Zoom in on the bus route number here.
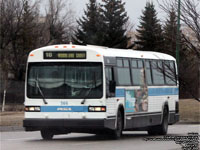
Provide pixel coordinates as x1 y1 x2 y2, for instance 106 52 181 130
45 52 53 58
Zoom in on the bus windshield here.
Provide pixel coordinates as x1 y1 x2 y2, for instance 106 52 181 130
27 62 103 99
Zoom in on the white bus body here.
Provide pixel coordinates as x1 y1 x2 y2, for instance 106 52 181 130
23 44 179 139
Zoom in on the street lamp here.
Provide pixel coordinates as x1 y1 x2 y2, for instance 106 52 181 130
176 0 181 67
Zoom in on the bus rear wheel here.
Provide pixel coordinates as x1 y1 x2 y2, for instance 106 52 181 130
157 107 169 135
148 107 169 135
41 129 54 140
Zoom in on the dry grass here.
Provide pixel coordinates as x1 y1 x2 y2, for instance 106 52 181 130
179 99 200 122
0 111 24 126
0 104 24 112
0 99 199 127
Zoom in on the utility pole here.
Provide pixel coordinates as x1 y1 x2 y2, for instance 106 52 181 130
199 60 200 101
176 0 181 67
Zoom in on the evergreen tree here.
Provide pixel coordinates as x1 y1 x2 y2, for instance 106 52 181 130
101 0 129 48
163 8 177 57
136 2 164 52
73 0 102 45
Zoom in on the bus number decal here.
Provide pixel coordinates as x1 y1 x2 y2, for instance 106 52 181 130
61 101 68 106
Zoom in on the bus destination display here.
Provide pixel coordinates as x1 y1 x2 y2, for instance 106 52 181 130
44 51 86 59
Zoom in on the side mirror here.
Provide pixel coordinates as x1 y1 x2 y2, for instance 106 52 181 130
109 80 116 93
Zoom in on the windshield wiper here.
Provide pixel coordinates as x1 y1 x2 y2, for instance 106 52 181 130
81 72 96 105
81 87 92 104
36 75 48 104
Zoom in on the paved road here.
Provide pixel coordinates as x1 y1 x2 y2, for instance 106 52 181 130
1 124 199 150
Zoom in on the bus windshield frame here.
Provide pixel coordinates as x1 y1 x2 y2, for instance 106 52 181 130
27 62 103 99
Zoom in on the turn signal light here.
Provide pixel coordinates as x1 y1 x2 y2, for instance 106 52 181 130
88 106 106 112
25 106 40 112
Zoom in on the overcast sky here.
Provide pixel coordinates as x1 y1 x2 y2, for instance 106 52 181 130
39 0 165 27
40 0 199 28
71 0 165 27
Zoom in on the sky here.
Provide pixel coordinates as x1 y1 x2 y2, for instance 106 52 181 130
39 0 199 28
40 0 166 27
71 0 165 27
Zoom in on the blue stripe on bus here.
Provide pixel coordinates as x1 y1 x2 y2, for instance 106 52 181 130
148 88 178 96
40 88 178 112
115 88 125 97
41 106 88 112
115 87 178 97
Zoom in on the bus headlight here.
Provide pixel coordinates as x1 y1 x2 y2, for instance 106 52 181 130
88 106 106 112
25 106 41 112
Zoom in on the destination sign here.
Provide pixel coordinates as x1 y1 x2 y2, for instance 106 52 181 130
44 51 86 59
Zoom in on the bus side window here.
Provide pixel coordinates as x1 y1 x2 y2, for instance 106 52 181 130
115 58 131 86
105 67 115 97
131 59 145 86
145 60 153 85
164 61 177 85
152 60 165 85
117 59 123 67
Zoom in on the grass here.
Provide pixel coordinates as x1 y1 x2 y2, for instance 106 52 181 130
0 111 24 126
0 104 24 112
0 99 199 127
179 99 200 123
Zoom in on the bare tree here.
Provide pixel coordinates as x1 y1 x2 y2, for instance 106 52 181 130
158 0 200 101
0 0 75 80
0 0 40 105
0 0 76 104
41 0 76 45
124 21 136 49
158 0 200 59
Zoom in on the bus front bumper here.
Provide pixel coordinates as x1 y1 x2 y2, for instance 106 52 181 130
23 118 115 131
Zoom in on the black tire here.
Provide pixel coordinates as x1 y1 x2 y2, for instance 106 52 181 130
41 129 54 140
112 111 123 139
157 107 169 135
147 127 158 135
148 107 169 135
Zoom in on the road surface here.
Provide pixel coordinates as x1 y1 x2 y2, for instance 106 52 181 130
1 124 199 150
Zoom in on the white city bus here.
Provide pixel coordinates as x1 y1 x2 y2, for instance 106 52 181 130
23 44 179 139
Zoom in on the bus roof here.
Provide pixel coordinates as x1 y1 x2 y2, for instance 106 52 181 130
34 44 176 61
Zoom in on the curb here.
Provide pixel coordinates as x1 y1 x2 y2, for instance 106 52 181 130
0 126 24 132
177 122 200 125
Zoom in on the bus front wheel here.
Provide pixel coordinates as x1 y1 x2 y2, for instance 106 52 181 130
112 110 123 139
41 129 54 140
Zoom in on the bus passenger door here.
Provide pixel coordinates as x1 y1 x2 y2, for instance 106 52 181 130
105 67 117 117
